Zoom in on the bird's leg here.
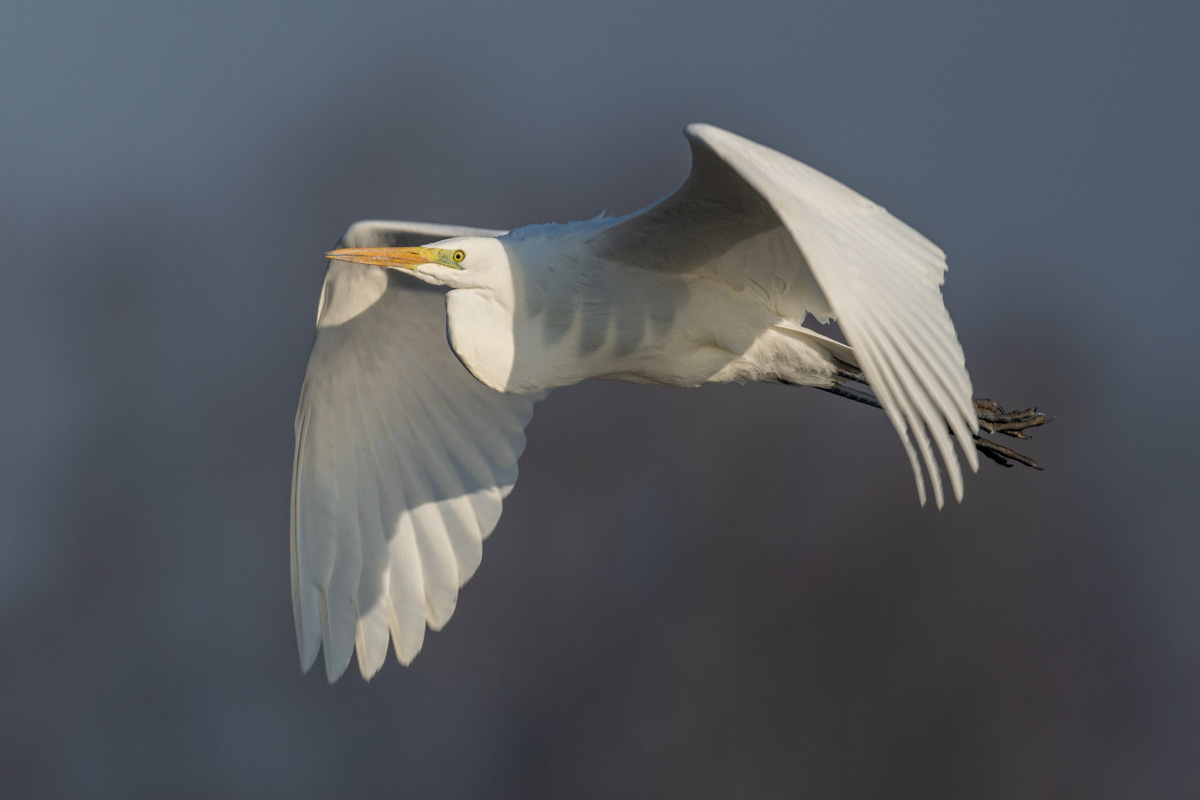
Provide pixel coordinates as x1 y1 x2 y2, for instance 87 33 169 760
816 360 1050 470
820 379 881 409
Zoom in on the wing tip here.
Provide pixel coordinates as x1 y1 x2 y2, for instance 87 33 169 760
295 601 323 674
299 642 319 675
684 122 736 148
387 600 425 666
395 642 422 667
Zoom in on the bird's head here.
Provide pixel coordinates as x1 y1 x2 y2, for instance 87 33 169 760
326 236 509 292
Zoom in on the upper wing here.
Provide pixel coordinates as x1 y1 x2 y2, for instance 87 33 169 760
292 220 539 682
596 124 978 508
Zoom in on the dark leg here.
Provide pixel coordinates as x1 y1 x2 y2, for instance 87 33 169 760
815 360 1050 469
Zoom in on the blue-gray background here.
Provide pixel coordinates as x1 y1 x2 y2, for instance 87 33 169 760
2 2 1197 797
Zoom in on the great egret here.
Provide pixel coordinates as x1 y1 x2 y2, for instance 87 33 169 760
293 123 1046 682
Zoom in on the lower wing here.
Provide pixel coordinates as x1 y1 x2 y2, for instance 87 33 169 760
292 220 539 682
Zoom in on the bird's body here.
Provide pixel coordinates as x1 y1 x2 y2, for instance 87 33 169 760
293 124 1047 682
430 219 838 395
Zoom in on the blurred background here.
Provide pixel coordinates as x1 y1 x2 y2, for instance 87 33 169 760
2 1 1198 797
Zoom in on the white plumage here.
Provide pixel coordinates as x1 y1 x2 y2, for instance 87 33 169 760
293 124 988 682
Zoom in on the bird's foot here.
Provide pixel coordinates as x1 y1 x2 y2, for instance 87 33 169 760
971 398 1050 469
973 399 1048 439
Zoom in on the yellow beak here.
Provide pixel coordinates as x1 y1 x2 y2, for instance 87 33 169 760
325 246 462 270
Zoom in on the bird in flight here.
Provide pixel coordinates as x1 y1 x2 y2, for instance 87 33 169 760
292 123 1047 682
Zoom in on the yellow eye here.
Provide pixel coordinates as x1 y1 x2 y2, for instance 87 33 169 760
452 249 466 263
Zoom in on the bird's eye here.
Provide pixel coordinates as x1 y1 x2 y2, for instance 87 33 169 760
452 250 466 263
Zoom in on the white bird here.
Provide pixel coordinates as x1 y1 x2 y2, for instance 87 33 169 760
292 123 1046 682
